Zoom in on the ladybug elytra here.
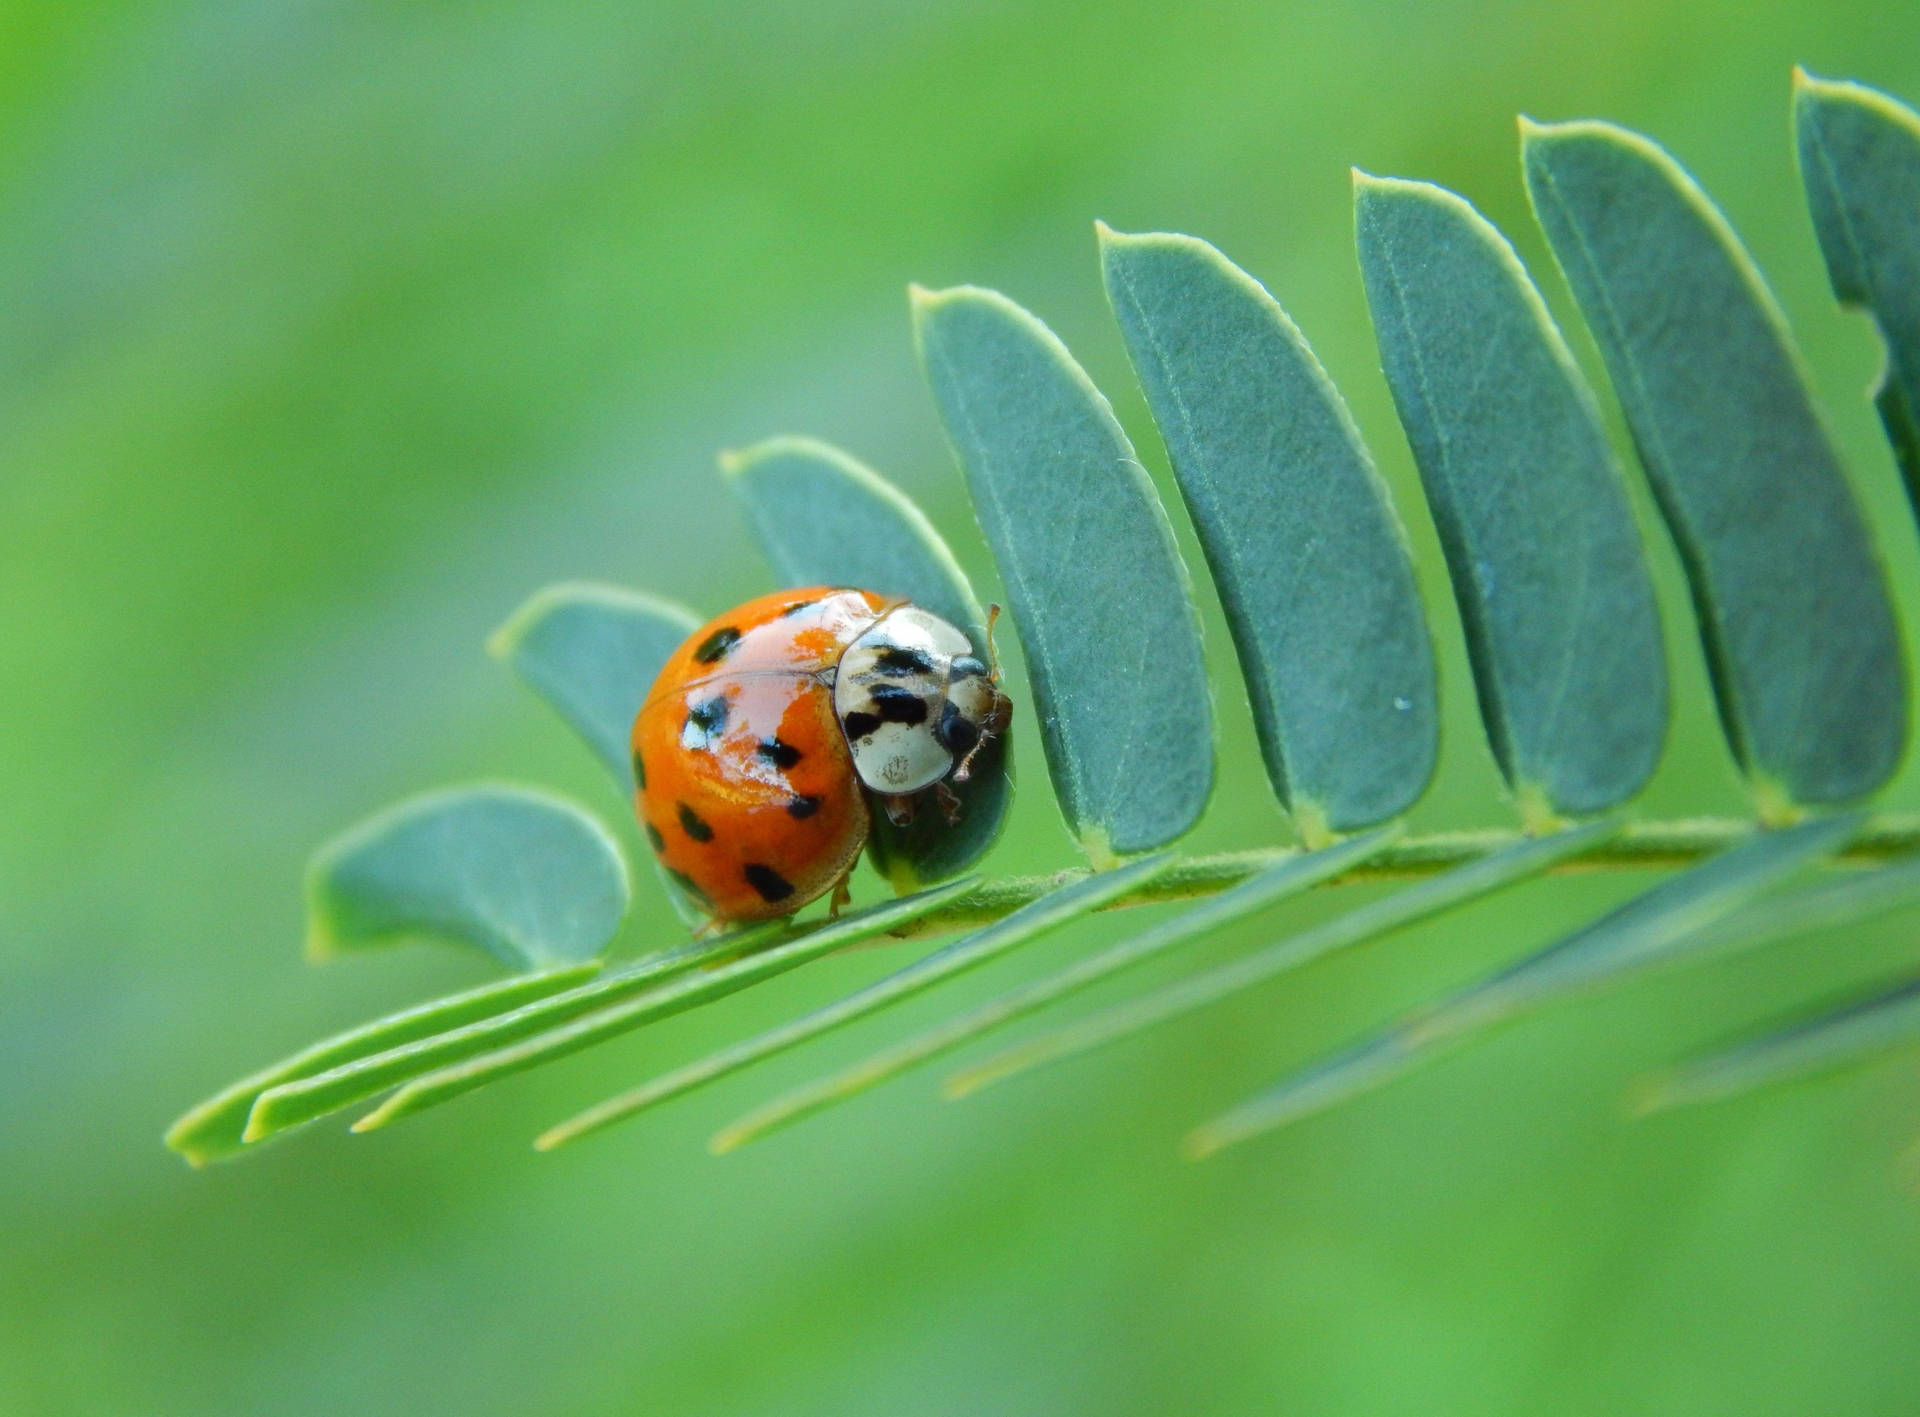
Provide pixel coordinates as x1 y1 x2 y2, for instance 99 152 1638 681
632 587 1012 924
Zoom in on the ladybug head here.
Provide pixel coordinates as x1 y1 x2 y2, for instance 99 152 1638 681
831 604 1013 800
935 654 1013 786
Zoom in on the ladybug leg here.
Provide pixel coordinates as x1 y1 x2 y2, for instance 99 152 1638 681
828 870 854 920
932 780 965 825
881 792 918 827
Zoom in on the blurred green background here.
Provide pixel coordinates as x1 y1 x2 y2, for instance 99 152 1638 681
6 1 1920 1412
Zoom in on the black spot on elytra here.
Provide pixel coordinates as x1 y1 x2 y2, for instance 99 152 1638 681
631 750 647 789
842 710 881 741
949 655 989 680
755 737 802 770
643 822 665 852
779 599 817 618
786 794 821 819
874 645 936 676
870 683 929 725
693 626 742 663
666 868 712 909
934 700 980 759
744 863 795 903
685 694 728 740
677 802 714 842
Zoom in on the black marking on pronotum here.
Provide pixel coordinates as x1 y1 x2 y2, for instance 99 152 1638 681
643 822 665 852
779 599 817 618
684 694 728 743
869 683 929 725
744 863 795 903
755 737 802 770
677 802 714 843
786 794 821 819
842 711 882 741
874 645 937 676
949 655 989 680
631 750 648 789
666 867 713 909
933 700 980 759
692 626 742 663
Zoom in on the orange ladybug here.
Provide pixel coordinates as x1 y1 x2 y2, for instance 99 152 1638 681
632 587 1012 924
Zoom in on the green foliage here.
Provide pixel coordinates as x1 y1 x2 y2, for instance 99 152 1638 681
1685 849 1920 963
1355 174 1667 822
1523 117 1908 810
260 886 968 1144
1100 226 1437 838
707 828 1402 1147
541 853 1171 1150
490 584 710 925
948 819 1616 1100
1189 814 1861 1154
722 436 1012 886
1795 69 1920 501
1643 972 1920 1111
304 784 631 969
1627 854 1920 1111
240 922 784 1145
490 584 700 792
162 962 602 1165
351 883 973 1133
723 436 986 635
169 69 1920 1175
912 283 1215 860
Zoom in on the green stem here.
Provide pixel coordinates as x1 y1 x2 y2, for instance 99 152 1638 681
890 813 1920 937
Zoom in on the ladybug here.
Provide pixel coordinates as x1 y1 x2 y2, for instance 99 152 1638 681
632 587 1012 925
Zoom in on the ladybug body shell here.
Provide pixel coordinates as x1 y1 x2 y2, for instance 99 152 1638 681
633 587 897 922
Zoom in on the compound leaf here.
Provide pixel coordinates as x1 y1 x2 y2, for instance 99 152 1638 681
713 828 1401 1145
243 923 787 1144
1191 813 1863 1154
723 435 985 632
305 784 631 970
913 284 1212 862
1356 173 1668 821
1794 69 1920 506
491 583 717 925
349 880 977 1134
1641 972 1920 1111
1100 226 1436 838
490 582 700 793
1523 118 1907 808
541 854 1174 1151
164 961 601 1165
948 821 1615 1099
1675 848 1920 965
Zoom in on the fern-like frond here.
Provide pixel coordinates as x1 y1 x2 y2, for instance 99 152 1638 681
168 70 1920 1170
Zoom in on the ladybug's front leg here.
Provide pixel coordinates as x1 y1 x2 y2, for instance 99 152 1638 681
932 780 965 826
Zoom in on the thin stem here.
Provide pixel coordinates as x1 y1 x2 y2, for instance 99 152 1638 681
887 813 1920 937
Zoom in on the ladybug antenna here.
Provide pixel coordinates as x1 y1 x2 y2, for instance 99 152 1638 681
984 603 1004 683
